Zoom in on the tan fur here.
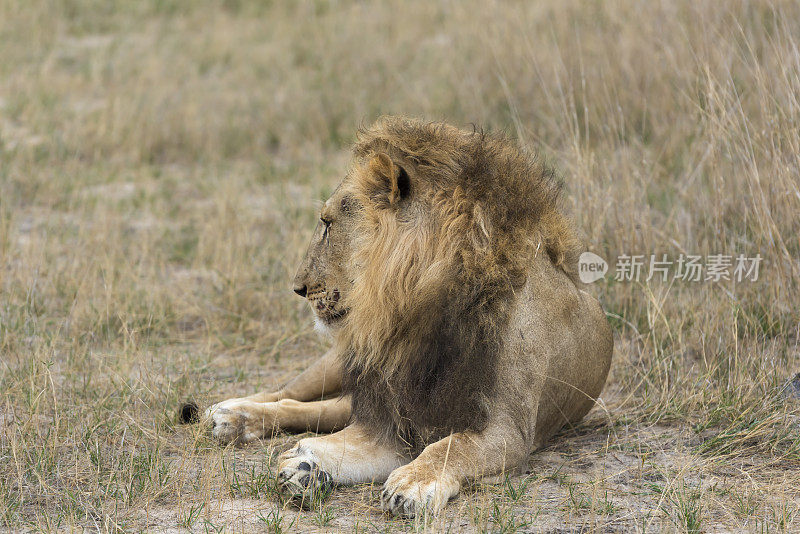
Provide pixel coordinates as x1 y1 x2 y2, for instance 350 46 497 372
206 117 613 517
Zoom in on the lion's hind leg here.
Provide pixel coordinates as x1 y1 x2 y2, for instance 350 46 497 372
277 424 408 508
206 396 351 444
203 349 346 443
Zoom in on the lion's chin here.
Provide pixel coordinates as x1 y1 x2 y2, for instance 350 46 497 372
313 309 347 337
313 316 332 337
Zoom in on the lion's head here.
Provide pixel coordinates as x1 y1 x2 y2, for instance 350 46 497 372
292 121 423 335
294 116 580 342
293 116 583 446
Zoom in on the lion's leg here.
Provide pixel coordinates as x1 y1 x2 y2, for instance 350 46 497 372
277 424 408 506
206 349 343 442
207 395 352 444
244 348 343 403
381 419 527 517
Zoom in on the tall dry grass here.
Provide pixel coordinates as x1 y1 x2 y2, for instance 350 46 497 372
1 0 798 531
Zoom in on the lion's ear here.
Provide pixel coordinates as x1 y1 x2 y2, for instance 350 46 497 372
368 153 411 208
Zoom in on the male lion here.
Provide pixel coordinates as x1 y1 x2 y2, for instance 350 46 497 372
204 116 613 516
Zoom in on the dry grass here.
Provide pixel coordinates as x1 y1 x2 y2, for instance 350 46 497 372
1 0 799 531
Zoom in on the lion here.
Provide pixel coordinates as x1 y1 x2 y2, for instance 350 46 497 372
203 116 613 517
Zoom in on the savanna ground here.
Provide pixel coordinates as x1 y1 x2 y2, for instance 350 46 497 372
1 0 799 532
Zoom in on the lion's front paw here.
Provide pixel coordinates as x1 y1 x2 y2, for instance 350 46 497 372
204 399 273 444
381 463 459 518
277 446 333 508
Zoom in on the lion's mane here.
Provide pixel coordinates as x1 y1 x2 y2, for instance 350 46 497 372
337 117 582 450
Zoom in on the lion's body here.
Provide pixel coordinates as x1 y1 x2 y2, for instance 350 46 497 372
337 118 609 453
206 117 613 516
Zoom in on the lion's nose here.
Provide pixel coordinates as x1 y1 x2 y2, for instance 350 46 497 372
293 284 307 298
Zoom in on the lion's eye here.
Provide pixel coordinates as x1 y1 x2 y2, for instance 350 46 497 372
320 217 331 239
